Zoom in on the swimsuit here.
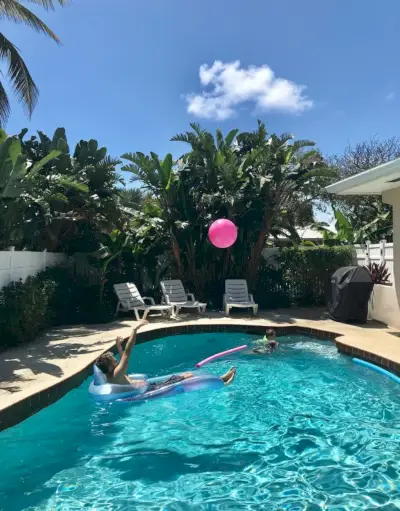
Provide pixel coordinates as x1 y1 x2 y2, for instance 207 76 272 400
147 375 185 392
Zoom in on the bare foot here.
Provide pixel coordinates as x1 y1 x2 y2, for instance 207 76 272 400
222 367 237 386
181 372 194 379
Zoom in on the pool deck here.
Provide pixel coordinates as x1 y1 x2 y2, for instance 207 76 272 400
1 308 400 431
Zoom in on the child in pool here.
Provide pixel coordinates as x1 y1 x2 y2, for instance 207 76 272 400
251 329 279 355
96 321 237 390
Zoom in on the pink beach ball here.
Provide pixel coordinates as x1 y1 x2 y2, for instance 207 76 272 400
208 219 238 249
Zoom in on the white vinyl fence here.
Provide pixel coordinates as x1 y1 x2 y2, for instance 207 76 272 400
0 249 67 289
353 241 394 283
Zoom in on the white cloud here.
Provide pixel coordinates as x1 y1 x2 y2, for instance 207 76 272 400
386 91 395 101
184 60 313 120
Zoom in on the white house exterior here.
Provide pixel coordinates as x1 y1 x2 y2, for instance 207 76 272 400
326 158 400 329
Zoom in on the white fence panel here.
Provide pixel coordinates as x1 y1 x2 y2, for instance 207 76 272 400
0 249 67 290
353 241 394 283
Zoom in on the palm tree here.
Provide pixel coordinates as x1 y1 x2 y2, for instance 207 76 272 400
121 151 184 274
0 0 68 124
238 121 329 288
118 188 143 209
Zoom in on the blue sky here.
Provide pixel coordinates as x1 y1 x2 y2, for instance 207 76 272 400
4 0 400 174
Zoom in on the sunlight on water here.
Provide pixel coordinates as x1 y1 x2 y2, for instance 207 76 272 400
0 332 399 510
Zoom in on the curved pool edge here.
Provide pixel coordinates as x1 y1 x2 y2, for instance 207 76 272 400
1 318 399 432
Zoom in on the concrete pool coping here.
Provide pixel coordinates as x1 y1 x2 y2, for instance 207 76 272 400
1 308 400 431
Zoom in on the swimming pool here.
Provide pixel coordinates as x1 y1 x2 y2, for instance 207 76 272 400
1 332 399 510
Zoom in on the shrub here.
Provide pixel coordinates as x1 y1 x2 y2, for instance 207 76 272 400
0 275 57 348
0 246 354 350
41 266 116 325
366 261 391 285
0 267 116 351
256 246 353 308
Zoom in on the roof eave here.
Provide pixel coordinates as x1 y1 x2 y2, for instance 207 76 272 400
325 157 400 195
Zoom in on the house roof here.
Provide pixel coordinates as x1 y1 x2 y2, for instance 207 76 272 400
326 157 400 195
267 225 336 242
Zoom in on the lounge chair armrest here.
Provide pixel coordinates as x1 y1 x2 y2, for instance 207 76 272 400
161 295 171 305
186 293 195 301
143 297 155 305
249 294 255 303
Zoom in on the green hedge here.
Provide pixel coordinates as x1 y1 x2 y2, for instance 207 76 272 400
0 267 116 351
0 246 353 350
255 246 353 308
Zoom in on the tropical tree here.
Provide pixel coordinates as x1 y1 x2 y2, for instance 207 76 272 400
0 0 67 124
0 126 62 248
121 150 183 274
314 210 390 245
118 187 143 210
0 127 127 251
324 137 397 241
171 123 247 286
234 122 330 288
122 121 329 299
90 228 135 302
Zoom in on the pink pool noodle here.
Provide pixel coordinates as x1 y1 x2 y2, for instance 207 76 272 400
196 345 248 368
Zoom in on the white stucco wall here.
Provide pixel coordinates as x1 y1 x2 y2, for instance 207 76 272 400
368 188 400 329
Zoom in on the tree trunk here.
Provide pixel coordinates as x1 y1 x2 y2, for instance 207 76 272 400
246 212 271 291
99 276 106 303
171 236 183 277
223 246 232 279
45 224 60 252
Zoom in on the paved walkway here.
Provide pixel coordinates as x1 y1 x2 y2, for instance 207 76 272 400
1 308 400 424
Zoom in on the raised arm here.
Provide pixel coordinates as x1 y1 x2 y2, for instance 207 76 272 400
113 320 148 379
115 336 124 358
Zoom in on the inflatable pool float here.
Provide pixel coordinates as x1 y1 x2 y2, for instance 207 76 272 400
89 365 224 403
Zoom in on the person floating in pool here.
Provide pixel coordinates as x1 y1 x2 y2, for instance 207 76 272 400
250 329 279 355
95 320 237 392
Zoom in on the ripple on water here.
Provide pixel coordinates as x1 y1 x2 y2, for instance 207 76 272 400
0 333 400 511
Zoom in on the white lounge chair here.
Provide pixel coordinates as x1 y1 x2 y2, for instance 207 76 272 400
114 283 173 320
160 280 207 316
223 279 258 316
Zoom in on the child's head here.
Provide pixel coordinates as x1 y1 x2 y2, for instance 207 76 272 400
266 328 276 339
96 352 118 375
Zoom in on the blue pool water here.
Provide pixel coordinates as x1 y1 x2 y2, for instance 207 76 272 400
1 332 400 510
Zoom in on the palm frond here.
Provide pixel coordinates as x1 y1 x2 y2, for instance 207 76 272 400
278 132 295 145
255 120 267 143
171 132 191 143
0 78 10 124
291 139 316 152
121 152 151 171
216 129 224 150
0 1 60 42
225 129 239 148
0 33 39 117
101 155 121 167
28 149 61 176
24 0 69 9
120 151 136 163
58 176 89 193
189 122 203 137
